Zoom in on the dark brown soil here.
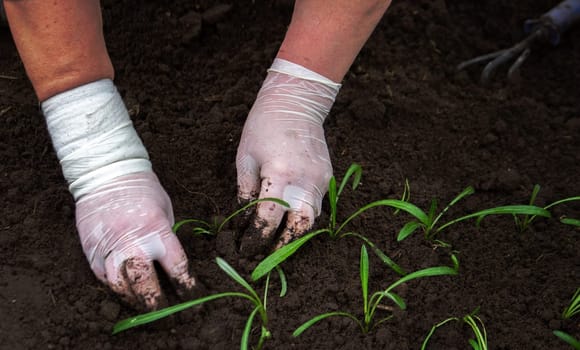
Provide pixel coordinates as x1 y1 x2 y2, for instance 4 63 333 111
1 1 579 349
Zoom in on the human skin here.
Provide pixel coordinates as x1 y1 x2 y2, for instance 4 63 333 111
3 0 392 309
277 0 392 82
4 0 392 101
3 0 114 101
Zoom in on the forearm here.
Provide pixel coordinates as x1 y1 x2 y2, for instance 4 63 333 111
277 0 391 82
4 0 113 101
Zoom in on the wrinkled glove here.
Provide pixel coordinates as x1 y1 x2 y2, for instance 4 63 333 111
42 79 198 310
236 58 341 254
76 172 196 310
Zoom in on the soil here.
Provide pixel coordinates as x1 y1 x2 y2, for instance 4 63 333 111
1 0 579 349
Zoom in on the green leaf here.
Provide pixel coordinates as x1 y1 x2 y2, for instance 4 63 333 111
341 232 406 275
384 291 406 310
370 266 457 318
276 266 288 297
554 330 580 349
337 163 363 197
218 197 290 232
241 306 260 350
431 186 475 228
561 217 580 227
562 287 580 319
216 257 260 302
397 221 421 242
172 219 211 233
112 292 251 334
437 205 551 232
338 199 429 234
420 317 458 350
360 245 369 316
293 312 361 337
251 230 326 281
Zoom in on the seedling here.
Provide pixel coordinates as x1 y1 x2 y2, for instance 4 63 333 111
252 163 412 280
173 197 289 236
421 309 488 350
396 185 552 242
554 331 580 349
562 287 580 319
515 184 580 231
292 244 457 335
113 258 286 350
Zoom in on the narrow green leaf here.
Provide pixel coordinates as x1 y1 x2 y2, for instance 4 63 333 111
112 292 251 334
218 197 290 232
241 306 260 350
463 314 487 350
529 184 541 205
397 221 421 241
431 186 475 228
337 163 363 197
561 217 580 227
338 199 429 234
468 338 481 350
251 230 326 281
421 317 458 350
437 205 551 232
360 245 369 316
562 287 580 319
341 232 406 275
216 258 260 302
544 196 580 210
553 330 580 349
293 312 361 337
427 198 438 225
172 219 211 233
383 291 406 310
276 266 288 297
370 266 457 318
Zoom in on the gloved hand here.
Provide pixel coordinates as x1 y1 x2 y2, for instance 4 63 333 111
236 58 341 254
41 79 198 311
76 172 197 310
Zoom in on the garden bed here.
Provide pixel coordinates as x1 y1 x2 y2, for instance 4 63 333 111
0 0 578 349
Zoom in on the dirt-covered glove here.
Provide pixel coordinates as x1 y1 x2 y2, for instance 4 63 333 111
236 58 341 254
42 79 198 310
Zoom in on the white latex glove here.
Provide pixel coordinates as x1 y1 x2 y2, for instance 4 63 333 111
42 79 198 310
236 59 341 253
76 172 197 310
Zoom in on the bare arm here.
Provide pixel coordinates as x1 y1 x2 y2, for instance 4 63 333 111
3 0 113 101
277 0 391 82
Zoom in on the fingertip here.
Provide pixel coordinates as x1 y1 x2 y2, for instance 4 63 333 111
123 257 166 311
275 208 314 249
157 238 204 301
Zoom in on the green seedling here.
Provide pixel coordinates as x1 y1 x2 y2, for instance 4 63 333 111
396 185 552 242
393 178 411 215
113 258 286 350
421 309 488 350
292 244 457 336
515 184 580 231
173 197 289 236
252 163 411 281
562 287 580 319
554 331 580 349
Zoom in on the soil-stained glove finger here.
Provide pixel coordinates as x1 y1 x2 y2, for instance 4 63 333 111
239 175 287 256
157 233 202 301
76 172 200 311
275 202 315 249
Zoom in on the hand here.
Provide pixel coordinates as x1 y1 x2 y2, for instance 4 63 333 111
75 171 199 311
236 59 340 255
